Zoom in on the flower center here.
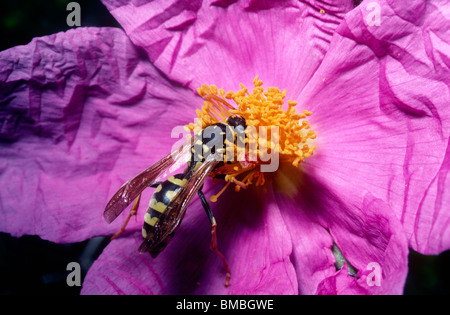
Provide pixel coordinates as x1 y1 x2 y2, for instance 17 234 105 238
186 76 316 201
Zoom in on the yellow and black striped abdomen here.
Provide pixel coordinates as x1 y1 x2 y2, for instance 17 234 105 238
142 174 187 239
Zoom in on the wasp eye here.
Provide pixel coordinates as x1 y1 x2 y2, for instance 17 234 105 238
226 115 246 129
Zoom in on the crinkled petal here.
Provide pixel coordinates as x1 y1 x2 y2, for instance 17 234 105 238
414 139 450 254
0 27 201 243
274 165 409 295
82 186 297 294
100 0 354 93
297 0 450 254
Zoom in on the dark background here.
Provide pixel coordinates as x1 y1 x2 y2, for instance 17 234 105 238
0 0 120 51
0 0 449 295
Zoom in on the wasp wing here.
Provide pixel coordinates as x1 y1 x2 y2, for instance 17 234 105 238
138 154 220 254
103 140 192 224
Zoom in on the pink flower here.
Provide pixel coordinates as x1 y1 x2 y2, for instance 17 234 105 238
0 0 449 295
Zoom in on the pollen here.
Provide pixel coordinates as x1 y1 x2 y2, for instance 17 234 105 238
187 76 316 200
187 84 235 131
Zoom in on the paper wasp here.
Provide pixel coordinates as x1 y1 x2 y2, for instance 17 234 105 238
103 116 248 287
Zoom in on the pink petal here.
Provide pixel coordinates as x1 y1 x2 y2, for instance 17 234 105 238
274 166 409 295
100 0 354 93
413 140 450 254
0 27 201 243
297 0 450 254
82 186 297 294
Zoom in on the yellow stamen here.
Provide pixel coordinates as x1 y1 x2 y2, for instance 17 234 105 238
187 76 317 201
225 76 316 168
210 181 232 203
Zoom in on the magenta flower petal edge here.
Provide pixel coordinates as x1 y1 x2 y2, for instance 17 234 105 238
0 0 449 295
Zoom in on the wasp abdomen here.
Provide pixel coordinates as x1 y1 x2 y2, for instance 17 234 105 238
142 174 187 241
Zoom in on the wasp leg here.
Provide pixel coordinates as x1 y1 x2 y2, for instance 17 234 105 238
149 181 162 188
110 193 141 240
198 188 231 287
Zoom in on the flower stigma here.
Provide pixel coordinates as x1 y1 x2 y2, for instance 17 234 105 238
185 76 316 202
